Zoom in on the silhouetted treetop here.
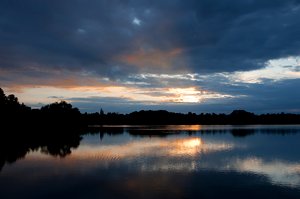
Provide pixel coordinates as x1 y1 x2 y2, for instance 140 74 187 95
0 88 30 113
41 101 80 115
100 108 104 116
0 88 5 102
230 110 254 116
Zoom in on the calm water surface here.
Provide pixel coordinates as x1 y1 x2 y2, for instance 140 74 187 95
1 125 300 199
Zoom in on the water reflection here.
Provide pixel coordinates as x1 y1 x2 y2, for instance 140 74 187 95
69 137 235 162
0 127 82 171
96 125 300 137
1 125 300 199
234 158 300 187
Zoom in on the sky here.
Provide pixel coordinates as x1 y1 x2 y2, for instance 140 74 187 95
1 0 300 113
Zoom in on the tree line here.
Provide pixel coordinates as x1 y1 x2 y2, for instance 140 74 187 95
84 109 300 125
1 88 300 127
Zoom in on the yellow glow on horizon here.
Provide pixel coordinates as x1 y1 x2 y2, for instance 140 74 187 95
161 125 203 131
13 84 231 106
168 87 201 103
0 65 235 106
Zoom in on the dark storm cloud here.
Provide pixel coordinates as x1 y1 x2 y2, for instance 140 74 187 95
1 0 300 113
1 0 300 77
124 0 300 72
169 0 300 72
0 0 136 76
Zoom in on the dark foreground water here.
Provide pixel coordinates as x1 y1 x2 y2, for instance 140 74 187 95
1 125 300 199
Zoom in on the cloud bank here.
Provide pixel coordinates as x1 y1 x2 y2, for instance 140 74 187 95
1 0 300 112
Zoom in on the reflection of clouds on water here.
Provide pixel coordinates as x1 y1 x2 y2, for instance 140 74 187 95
232 157 300 188
140 157 300 187
9 135 300 189
60 137 235 173
24 152 300 188
4 137 235 181
139 161 198 172
70 137 235 160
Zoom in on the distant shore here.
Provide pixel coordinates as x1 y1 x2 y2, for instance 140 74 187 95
1 88 300 129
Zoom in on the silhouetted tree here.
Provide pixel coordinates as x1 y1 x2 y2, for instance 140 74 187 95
41 101 79 114
39 101 81 130
229 110 256 124
0 88 6 103
7 94 18 104
100 108 104 116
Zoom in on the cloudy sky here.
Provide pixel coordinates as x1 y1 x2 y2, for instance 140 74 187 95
1 0 300 113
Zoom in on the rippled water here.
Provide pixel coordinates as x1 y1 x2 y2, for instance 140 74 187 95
1 125 300 199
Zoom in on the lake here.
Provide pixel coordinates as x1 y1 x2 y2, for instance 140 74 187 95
1 125 300 199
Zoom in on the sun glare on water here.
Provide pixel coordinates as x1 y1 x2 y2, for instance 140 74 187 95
182 138 202 148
